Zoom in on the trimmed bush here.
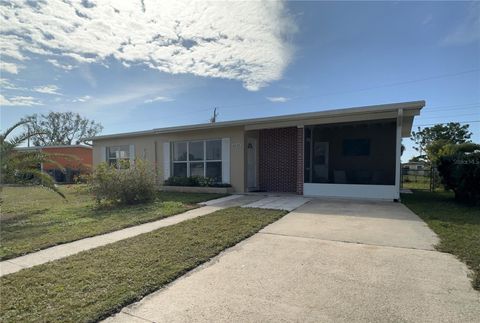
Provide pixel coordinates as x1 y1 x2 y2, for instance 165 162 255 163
437 143 480 205
164 176 231 188
89 160 156 205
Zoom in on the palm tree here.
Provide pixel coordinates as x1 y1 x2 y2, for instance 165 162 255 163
1 120 65 198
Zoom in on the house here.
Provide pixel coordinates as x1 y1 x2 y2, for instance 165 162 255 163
402 161 428 176
91 100 424 200
15 145 93 183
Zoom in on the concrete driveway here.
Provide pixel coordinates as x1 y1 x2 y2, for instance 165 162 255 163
106 198 480 323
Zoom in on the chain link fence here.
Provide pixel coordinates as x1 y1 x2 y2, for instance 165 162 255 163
401 164 441 191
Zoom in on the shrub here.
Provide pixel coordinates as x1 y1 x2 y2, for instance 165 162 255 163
164 176 195 187
88 160 157 205
73 173 90 184
437 143 480 205
164 176 231 188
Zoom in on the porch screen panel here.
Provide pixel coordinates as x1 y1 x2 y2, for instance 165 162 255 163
304 120 396 185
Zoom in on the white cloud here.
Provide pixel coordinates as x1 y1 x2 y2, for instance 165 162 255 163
0 35 28 61
1 79 61 96
0 0 295 91
0 78 13 87
72 95 92 102
0 95 43 106
441 3 480 46
0 62 22 74
144 96 174 103
266 96 290 103
47 59 74 70
34 85 61 95
69 82 180 112
0 78 23 90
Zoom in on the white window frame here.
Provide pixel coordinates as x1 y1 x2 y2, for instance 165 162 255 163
107 145 130 167
171 139 222 181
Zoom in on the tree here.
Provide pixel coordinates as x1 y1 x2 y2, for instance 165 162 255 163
23 112 103 146
411 123 472 162
1 120 65 198
409 156 426 163
437 143 480 204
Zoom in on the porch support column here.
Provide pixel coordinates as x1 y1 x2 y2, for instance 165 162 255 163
394 108 403 201
296 125 304 195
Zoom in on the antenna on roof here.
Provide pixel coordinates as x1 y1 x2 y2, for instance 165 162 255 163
210 107 219 123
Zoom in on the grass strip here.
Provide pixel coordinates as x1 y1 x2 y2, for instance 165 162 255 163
0 185 224 260
0 207 286 322
402 190 480 290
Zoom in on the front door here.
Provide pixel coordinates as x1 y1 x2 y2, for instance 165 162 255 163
247 138 257 189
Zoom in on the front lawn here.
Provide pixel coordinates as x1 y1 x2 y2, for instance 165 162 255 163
402 174 431 190
0 207 286 322
402 190 480 290
0 185 224 260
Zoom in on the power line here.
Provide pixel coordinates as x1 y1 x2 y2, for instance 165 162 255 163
421 108 480 116
423 106 480 115
174 68 480 115
218 102 480 122
417 113 479 119
414 120 480 127
424 102 480 110
424 103 480 113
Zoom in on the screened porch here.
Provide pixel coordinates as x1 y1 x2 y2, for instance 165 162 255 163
304 119 397 187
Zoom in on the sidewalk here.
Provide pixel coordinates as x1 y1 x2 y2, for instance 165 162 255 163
0 195 254 277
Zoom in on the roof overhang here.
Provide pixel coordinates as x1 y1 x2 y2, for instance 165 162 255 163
91 100 424 141
14 145 93 151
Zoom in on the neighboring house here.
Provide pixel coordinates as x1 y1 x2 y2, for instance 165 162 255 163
91 101 424 200
402 161 427 176
15 145 93 183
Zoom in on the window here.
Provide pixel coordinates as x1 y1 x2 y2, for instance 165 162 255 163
173 142 187 161
342 139 370 156
107 145 130 167
189 141 204 161
206 140 221 160
172 139 222 182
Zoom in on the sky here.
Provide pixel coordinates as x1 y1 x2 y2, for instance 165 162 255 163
1 0 479 162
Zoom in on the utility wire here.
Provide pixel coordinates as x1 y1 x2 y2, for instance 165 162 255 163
424 106 480 114
424 102 480 109
414 120 480 127
134 68 480 126
417 113 479 119
198 68 480 112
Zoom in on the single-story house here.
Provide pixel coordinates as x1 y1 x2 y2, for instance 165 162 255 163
402 161 428 176
91 100 424 200
15 145 93 183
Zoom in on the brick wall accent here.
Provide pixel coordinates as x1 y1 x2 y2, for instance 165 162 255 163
258 127 298 193
296 127 304 195
42 147 93 171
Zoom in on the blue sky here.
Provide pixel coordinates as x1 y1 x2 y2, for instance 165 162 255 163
1 0 479 161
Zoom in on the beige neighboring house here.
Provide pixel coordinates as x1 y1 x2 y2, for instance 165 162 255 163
402 161 428 176
91 100 424 200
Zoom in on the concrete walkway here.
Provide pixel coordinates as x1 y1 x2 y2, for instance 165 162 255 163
242 195 310 211
105 198 480 323
0 194 263 277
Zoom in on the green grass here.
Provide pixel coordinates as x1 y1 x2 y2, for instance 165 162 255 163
402 190 480 290
402 181 430 190
0 207 286 322
0 185 225 260
402 174 431 190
